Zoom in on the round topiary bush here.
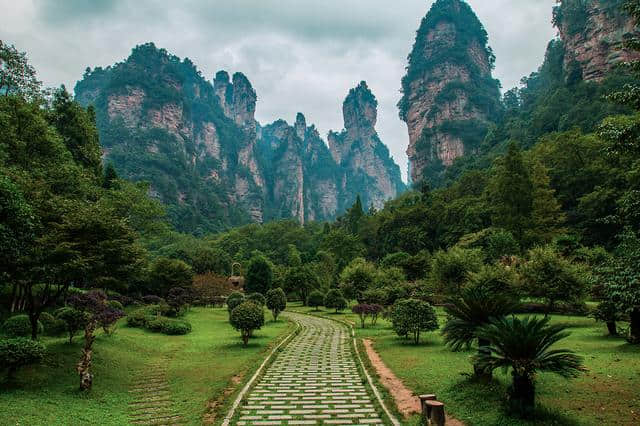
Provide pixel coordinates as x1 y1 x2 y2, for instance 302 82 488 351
247 293 266 306
227 291 245 313
40 312 65 336
146 317 170 332
55 307 87 344
0 338 46 378
2 315 43 338
107 300 124 311
266 288 287 321
126 308 149 328
324 289 347 313
229 301 265 345
142 295 164 305
161 319 192 335
391 298 438 344
308 290 325 311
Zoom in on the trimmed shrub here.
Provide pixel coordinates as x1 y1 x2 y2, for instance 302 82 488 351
0 338 46 378
324 289 347 313
161 319 191 335
55 307 87 344
308 290 325 311
40 312 65 336
391 298 438 344
142 295 164 305
227 291 245 313
126 309 149 328
266 288 287 321
146 317 169 332
247 293 266 307
2 315 43 338
229 301 265 345
107 300 124 311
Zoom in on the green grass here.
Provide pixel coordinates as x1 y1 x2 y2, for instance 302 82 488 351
291 303 640 426
0 307 292 425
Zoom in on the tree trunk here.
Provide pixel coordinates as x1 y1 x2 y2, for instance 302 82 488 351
29 311 40 340
606 321 618 336
629 307 640 344
77 321 96 391
473 338 493 382
414 330 420 345
510 372 535 413
242 330 250 346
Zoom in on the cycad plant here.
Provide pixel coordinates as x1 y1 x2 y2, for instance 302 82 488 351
474 316 585 414
441 285 520 380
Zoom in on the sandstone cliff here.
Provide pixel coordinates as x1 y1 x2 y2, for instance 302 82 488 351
329 81 405 210
398 0 502 186
554 0 640 82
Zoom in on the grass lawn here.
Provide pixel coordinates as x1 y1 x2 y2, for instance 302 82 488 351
0 307 292 425
290 303 640 426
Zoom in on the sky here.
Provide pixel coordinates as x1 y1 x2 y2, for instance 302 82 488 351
1 0 557 182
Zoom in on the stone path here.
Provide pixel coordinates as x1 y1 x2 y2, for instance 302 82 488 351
234 312 384 425
128 349 185 425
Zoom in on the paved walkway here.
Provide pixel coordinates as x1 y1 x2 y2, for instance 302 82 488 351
234 312 384 425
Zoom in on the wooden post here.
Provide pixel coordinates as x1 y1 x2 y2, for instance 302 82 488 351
426 400 445 426
418 394 437 424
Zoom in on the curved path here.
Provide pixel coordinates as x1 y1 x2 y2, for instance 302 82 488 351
234 312 384 425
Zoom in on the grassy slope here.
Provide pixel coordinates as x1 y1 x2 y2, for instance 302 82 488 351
0 307 292 425
291 304 640 426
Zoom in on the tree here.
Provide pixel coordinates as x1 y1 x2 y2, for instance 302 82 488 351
308 290 325 311
475 316 585 414
229 301 265 345
266 288 287 321
442 286 521 380
245 254 273 295
599 230 640 343
68 290 124 390
324 289 347 313
488 142 534 242
429 247 483 294
339 258 377 302
283 265 319 305
391 298 438 344
0 41 41 99
148 257 193 296
526 159 566 245
485 229 520 262
55 307 87 344
226 291 245 313
320 228 365 271
521 245 588 315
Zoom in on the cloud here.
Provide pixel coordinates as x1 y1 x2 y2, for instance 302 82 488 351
0 0 558 181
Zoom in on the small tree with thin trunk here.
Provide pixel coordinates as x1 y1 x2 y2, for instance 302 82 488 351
229 301 265 345
308 290 325 311
68 290 124 390
391 298 438 344
266 288 286 321
55 307 87 344
324 289 347 313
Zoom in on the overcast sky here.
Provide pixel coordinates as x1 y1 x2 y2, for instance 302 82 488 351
1 0 557 181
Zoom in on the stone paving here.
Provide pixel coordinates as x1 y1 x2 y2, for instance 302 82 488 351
234 312 383 425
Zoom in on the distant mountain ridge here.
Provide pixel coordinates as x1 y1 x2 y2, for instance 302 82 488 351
75 43 405 233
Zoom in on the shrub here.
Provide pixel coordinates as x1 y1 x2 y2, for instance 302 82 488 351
2 315 43 338
391 298 438 344
247 293 266 307
55 307 88 344
266 288 287 321
107 300 124 311
229 301 265 345
146 316 169 332
40 312 65 336
126 309 149 328
227 291 245 313
142 295 165 305
0 338 46 378
161 319 191 335
324 289 347 313
308 290 325 310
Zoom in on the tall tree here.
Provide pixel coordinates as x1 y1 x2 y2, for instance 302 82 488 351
245 253 274 295
0 40 41 99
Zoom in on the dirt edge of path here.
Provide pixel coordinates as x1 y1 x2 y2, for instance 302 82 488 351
362 339 465 425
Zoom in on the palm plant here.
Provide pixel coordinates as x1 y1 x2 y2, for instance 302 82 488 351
474 316 585 414
441 285 520 380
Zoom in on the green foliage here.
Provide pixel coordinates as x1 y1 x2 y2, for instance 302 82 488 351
226 291 245 313
2 315 42 338
148 257 193 296
485 229 520 261
339 258 377 302
265 288 287 321
390 298 438 344
0 338 45 377
307 290 325 310
0 41 41 99
521 245 589 313
0 174 35 280
146 317 192 335
283 265 319 305
324 289 347 313
245 254 273 295
246 293 266 307
429 247 483 294
229 301 265 345
39 312 65 337
55 307 87 344
475 316 585 414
